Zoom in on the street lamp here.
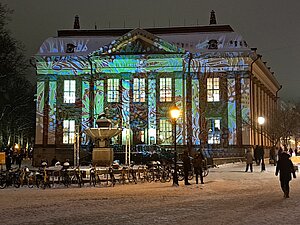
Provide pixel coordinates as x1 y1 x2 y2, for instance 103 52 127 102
170 105 180 186
258 116 265 171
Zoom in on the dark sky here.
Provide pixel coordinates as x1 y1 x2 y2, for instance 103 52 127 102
3 0 300 102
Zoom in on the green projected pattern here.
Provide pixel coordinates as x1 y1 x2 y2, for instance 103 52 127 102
228 78 237 145
122 79 130 145
36 56 90 75
93 56 183 74
148 78 156 144
35 82 45 145
175 78 184 144
94 80 104 127
192 79 201 145
241 78 251 145
48 81 56 144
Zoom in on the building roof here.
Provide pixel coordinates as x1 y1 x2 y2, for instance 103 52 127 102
36 25 251 56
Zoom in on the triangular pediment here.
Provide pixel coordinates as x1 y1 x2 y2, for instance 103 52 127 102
91 28 185 56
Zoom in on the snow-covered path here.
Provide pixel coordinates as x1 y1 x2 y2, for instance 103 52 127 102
1 162 299 225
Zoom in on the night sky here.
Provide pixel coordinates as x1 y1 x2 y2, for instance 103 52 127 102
2 0 300 102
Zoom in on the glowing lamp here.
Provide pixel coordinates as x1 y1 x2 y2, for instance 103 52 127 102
258 116 265 125
170 106 180 120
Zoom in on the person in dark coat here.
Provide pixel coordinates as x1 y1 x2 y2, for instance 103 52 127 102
192 153 204 184
181 150 191 185
245 149 254 172
254 145 259 165
275 151 296 198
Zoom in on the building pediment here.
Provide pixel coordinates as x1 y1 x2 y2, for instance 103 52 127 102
90 28 185 56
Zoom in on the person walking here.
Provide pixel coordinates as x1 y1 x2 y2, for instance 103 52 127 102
245 149 254 172
275 151 296 198
193 153 204 184
181 150 191 185
254 145 259 165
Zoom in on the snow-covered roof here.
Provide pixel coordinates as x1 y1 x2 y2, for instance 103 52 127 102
36 25 251 56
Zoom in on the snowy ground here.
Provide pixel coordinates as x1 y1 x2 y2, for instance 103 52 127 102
1 162 299 225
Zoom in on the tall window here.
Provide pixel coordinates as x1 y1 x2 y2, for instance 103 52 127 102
64 80 76 103
107 79 119 102
208 118 221 144
159 119 172 145
160 78 172 102
133 78 146 102
63 120 75 144
207 78 219 102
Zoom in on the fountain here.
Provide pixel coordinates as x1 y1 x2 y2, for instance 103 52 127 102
84 113 122 166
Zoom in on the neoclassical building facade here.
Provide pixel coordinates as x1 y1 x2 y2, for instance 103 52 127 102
32 17 281 165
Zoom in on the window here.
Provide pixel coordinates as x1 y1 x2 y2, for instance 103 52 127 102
160 78 172 102
63 120 75 144
207 78 219 102
64 80 76 103
107 79 119 102
208 119 221 144
159 119 172 145
133 78 146 102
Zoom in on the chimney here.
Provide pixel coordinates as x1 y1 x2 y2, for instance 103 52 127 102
210 10 217 25
74 15 80 29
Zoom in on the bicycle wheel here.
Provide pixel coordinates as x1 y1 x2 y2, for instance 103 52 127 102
90 173 96 187
188 170 194 180
177 168 184 181
0 174 7 189
13 176 21 188
28 176 34 188
202 168 209 177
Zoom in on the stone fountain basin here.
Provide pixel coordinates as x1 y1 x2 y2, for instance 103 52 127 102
84 127 122 141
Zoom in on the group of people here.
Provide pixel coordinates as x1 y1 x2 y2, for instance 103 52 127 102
245 145 297 198
4 147 24 170
181 150 205 186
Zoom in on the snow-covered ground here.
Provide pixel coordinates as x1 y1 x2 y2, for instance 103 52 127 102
1 162 299 225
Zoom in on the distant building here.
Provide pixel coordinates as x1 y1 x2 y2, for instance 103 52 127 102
32 13 281 165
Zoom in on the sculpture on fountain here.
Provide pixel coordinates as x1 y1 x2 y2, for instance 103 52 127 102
84 113 121 166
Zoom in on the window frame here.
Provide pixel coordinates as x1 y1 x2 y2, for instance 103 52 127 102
207 118 221 144
63 80 76 103
107 78 119 103
159 77 172 102
63 119 75 144
207 77 220 102
133 78 146 103
159 119 173 145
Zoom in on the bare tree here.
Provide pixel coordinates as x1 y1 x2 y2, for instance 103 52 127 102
0 3 35 149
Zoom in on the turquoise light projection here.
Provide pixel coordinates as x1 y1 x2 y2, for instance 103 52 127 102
48 81 56 144
94 80 104 127
36 56 90 75
81 80 90 144
227 78 237 145
122 79 130 145
148 78 156 144
94 56 183 74
241 78 251 145
35 82 45 145
175 78 184 144
192 78 201 145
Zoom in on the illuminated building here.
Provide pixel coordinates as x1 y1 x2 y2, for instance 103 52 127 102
32 13 281 165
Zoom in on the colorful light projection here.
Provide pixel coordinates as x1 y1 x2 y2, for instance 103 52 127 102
36 56 90 76
192 78 201 145
175 78 184 144
241 78 251 145
122 80 130 145
81 81 90 144
227 78 237 145
35 82 45 144
48 81 57 144
94 80 104 127
148 78 157 144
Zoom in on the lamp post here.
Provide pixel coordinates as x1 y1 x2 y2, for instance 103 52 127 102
258 116 265 171
170 105 180 186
